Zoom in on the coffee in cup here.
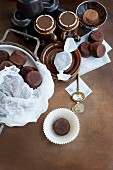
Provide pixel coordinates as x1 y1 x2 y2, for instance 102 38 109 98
57 11 80 41
34 14 57 42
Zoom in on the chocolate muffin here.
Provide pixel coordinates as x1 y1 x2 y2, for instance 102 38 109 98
88 30 104 43
90 42 106 58
0 50 9 64
9 50 27 66
20 66 35 79
83 9 99 26
53 118 70 136
0 61 13 71
78 41 91 58
25 71 42 88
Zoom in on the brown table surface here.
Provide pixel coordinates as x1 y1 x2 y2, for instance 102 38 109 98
0 0 113 170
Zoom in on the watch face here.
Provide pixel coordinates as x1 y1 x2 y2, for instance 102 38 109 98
72 103 85 114
72 92 86 102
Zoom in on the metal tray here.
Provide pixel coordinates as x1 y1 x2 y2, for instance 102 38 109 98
0 29 40 66
0 28 40 132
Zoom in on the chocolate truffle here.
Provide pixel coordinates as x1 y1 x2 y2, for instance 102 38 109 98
78 41 91 58
0 50 9 64
20 66 35 79
90 42 106 58
0 61 13 71
83 9 99 26
25 71 42 88
53 118 70 136
16 65 22 69
88 30 104 43
9 50 27 66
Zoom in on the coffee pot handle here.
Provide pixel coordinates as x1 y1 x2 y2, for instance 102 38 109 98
0 29 40 61
61 31 67 40
50 32 58 42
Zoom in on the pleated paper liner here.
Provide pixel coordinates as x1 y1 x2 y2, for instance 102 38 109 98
43 108 80 145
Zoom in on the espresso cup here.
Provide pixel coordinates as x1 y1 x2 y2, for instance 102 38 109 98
57 11 80 41
34 14 57 42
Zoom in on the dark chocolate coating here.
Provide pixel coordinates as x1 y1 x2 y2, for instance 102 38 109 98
25 71 42 88
20 66 35 79
83 9 99 26
78 41 91 58
53 118 70 136
90 42 106 58
9 50 27 66
0 61 13 71
0 50 9 64
16 65 22 69
88 30 104 43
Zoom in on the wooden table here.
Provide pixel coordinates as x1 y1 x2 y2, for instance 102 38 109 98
0 0 113 170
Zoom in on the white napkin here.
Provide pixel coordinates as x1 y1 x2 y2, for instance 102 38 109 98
0 64 54 127
54 38 77 81
75 32 112 75
65 78 92 97
65 32 112 99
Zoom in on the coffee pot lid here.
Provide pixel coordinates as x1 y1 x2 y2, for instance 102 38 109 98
17 0 40 4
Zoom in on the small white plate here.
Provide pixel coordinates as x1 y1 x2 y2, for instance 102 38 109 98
43 108 80 145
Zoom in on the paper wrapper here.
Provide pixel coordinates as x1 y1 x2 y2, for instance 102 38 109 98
65 77 92 97
43 108 80 145
0 63 54 127
54 38 77 81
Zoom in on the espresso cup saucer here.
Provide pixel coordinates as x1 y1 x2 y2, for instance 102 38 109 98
40 41 81 81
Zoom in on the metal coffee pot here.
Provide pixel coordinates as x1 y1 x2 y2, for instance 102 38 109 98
17 0 44 18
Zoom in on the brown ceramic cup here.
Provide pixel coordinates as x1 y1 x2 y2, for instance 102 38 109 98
34 14 57 42
57 11 80 41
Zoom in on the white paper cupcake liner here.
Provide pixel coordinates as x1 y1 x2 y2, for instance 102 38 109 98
43 108 80 145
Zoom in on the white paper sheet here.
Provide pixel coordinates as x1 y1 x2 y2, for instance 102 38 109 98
65 78 92 97
75 32 112 75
